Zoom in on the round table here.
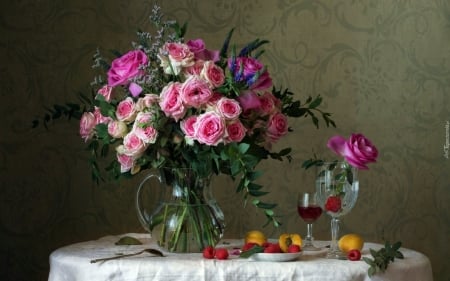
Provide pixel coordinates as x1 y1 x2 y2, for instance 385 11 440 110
48 233 433 281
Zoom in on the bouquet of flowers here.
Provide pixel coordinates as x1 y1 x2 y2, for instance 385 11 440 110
35 5 334 228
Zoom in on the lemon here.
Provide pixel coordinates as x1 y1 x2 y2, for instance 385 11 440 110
338 233 364 253
244 230 267 246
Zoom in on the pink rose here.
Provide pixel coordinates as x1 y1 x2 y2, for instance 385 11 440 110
159 82 186 121
228 57 272 91
93 107 112 125
122 132 147 157
136 94 159 110
116 151 134 173
215 97 242 120
180 116 198 138
107 50 148 87
97 85 113 102
133 112 158 144
79 112 96 142
180 76 213 108
159 42 194 75
184 60 205 76
108 121 128 138
327 134 378 170
200 61 225 88
186 39 220 62
259 92 280 115
266 112 288 142
194 112 225 146
116 97 137 122
225 120 247 143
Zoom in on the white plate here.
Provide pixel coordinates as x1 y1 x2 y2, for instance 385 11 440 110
249 252 302 262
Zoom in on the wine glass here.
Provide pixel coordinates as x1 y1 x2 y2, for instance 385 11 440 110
297 192 323 251
315 161 359 259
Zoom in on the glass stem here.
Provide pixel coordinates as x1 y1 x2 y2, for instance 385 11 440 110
306 223 313 241
330 217 340 252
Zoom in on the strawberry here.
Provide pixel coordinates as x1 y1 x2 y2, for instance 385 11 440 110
202 245 215 259
325 196 341 212
215 248 229 260
287 244 301 253
242 242 258 251
263 243 282 253
347 249 361 261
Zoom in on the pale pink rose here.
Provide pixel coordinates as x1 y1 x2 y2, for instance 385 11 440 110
159 42 194 75
108 120 128 138
136 94 160 110
116 97 137 122
159 82 186 121
123 132 147 157
266 112 288 142
194 112 225 146
327 134 378 170
215 97 242 120
79 112 96 142
180 115 198 138
200 61 225 88
259 92 280 116
225 120 247 143
133 112 158 144
93 107 112 125
107 50 148 87
97 85 113 102
186 39 220 62
180 75 213 108
116 151 134 173
184 60 205 76
129 82 143 97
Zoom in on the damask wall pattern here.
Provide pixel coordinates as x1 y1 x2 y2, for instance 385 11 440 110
0 0 449 280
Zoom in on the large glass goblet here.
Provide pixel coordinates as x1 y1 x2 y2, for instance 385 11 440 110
315 161 359 259
297 192 323 251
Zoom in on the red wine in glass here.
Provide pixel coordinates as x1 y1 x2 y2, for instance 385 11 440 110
297 205 322 223
298 192 322 251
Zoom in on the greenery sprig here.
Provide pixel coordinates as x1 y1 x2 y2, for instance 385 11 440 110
363 241 404 277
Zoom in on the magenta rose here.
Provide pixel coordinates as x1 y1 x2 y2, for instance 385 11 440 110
327 134 378 170
200 61 225 88
228 57 272 91
159 82 186 121
259 91 281 116
225 120 247 143
107 50 148 87
266 112 288 142
116 97 137 122
194 112 225 146
79 112 96 142
186 39 220 62
133 112 158 144
215 97 242 120
129 82 143 97
180 76 213 108
237 91 262 113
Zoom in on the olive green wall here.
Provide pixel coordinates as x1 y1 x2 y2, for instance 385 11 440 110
1 0 449 280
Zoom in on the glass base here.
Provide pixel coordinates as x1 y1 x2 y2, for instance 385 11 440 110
326 248 347 259
302 241 322 251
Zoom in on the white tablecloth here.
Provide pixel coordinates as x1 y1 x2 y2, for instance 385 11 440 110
48 233 433 281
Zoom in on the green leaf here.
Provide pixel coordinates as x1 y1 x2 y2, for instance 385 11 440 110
239 245 264 258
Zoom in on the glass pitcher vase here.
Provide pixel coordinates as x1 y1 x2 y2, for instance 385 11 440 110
136 168 225 253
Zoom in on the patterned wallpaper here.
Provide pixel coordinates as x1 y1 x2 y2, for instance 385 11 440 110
1 0 449 280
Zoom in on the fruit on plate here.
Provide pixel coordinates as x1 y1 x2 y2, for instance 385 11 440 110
287 244 301 253
347 249 361 261
263 243 282 253
242 242 259 251
244 230 267 246
202 245 215 259
338 233 364 253
279 233 302 253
